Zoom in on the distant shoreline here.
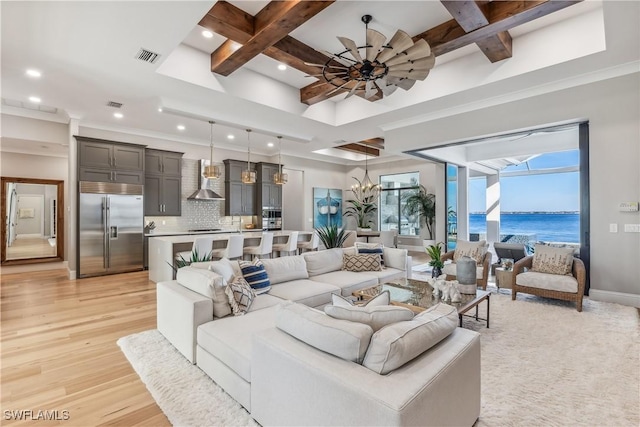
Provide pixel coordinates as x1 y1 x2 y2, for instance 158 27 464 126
469 211 579 215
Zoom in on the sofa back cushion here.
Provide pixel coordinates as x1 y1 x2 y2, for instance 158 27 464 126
260 256 309 285
276 301 373 363
453 240 487 264
531 244 575 275
362 303 458 374
176 266 231 318
303 248 344 276
325 304 414 331
382 247 408 271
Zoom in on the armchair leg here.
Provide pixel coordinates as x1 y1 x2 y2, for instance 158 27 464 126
511 289 517 301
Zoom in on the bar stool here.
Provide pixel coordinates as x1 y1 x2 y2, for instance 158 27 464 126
210 234 244 260
175 236 215 264
243 232 274 260
272 231 299 257
298 231 319 254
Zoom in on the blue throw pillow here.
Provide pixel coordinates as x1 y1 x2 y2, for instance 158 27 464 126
239 259 271 294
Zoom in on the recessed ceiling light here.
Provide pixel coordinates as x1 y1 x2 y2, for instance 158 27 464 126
26 69 41 78
28 96 41 103
113 112 123 119
177 125 186 131
157 107 163 112
227 134 235 140
267 142 274 147
277 64 287 71
202 30 214 38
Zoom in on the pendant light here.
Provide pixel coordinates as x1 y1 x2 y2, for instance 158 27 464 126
203 120 221 179
241 129 256 184
273 136 288 185
352 146 380 196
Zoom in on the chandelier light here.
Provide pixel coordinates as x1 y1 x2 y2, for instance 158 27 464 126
203 120 221 179
306 15 435 100
273 136 288 185
241 129 256 184
351 147 381 197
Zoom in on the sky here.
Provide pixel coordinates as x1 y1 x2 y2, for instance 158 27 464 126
467 150 580 213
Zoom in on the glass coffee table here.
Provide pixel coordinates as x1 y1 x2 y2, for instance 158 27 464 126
353 278 490 328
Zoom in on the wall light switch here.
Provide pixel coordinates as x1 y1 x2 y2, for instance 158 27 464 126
624 224 640 233
609 223 618 233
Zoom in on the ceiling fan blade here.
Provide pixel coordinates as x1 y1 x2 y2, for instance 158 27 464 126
376 30 413 63
384 39 431 66
320 50 354 67
387 69 430 80
364 80 377 99
304 62 325 68
366 29 386 62
337 36 363 63
393 78 417 91
345 81 364 99
387 55 436 73
326 80 352 96
375 78 398 96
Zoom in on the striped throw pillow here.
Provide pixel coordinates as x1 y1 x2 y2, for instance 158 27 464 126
239 259 271 294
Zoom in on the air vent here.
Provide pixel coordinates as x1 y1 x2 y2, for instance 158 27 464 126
135 48 160 64
106 101 123 108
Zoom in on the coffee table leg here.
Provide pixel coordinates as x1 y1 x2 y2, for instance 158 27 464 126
459 314 463 327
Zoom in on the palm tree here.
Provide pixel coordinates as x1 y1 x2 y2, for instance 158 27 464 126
402 185 436 239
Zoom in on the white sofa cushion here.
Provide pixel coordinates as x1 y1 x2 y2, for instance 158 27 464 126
383 247 408 271
363 303 458 374
260 255 309 285
267 279 341 308
453 240 487 264
197 305 279 382
176 266 231 318
276 301 373 363
332 290 390 307
442 263 484 279
325 304 415 331
309 271 378 297
359 267 406 283
531 244 574 275
303 248 343 276
516 271 579 293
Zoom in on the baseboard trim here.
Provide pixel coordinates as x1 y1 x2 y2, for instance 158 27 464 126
68 269 76 280
589 289 640 308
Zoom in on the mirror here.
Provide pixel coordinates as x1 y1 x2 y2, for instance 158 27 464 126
1 177 64 265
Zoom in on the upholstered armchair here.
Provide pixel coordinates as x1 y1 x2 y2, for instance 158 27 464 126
441 242 491 290
512 253 586 312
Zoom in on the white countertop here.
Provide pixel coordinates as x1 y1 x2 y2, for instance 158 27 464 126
149 230 309 243
145 229 240 237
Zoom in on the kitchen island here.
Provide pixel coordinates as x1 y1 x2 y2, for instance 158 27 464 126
148 230 311 283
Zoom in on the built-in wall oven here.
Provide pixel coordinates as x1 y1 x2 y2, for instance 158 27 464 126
262 209 282 230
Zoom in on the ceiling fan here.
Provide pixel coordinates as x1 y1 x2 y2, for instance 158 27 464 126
306 15 435 99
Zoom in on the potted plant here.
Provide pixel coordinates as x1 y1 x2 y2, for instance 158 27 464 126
425 242 445 278
316 224 348 249
344 177 378 230
402 185 436 241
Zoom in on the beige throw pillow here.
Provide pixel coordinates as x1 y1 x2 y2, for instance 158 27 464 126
342 253 382 272
176 266 231 318
325 304 415 331
224 276 256 316
531 244 575 275
453 240 487 264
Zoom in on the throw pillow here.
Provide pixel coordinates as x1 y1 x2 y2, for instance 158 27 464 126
355 242 385 266
276 301 373 363
342 253 382 272
325 304 415 331
208 258 237 283
332 290 390 308
224 276 256 316
175 266 231 318
238 258 271 294
531 244 575 275
453 240 487 264
362 303 458 375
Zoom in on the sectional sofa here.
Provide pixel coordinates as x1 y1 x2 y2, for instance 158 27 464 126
156 247 481 426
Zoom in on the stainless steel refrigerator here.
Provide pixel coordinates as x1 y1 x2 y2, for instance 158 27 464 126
78 182 144 278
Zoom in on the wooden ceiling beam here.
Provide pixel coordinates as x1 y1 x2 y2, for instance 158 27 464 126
199 1 253 44
209 1 334 76
335 143 380 157
440 0 512 63
415 1 581 57
360 138 385 149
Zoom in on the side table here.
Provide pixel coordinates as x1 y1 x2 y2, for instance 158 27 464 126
495 267 514 289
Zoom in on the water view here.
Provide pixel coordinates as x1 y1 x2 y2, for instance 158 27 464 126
469 212 580 243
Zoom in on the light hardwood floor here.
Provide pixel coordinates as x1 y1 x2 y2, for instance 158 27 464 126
1 269 169 426
6 237 56 260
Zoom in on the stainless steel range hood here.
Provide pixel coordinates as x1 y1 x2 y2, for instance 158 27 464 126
187 160 224 200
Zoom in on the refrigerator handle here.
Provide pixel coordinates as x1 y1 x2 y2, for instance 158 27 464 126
105 197 110 269
110 226 118 239
103 197 109 269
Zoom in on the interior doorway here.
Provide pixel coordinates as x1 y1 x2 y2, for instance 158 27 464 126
282 168 304 231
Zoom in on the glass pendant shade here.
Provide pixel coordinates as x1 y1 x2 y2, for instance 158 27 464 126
203 121 221 179
273 136 288 185
242 129 256 184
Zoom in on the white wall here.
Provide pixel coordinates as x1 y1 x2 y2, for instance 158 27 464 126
387 73 640 303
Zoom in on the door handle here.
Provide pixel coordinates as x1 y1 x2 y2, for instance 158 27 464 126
113 171 117 181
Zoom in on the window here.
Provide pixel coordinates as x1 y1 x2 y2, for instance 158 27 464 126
379 172 420 236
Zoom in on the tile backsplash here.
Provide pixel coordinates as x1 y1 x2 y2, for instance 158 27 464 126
145 158 255 232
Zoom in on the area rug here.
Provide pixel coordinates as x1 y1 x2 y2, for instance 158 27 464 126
118 294 639 427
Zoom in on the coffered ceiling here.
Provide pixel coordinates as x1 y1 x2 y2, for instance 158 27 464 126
1 1 637 166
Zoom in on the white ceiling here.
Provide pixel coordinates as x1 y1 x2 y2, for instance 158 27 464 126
1 0 638 167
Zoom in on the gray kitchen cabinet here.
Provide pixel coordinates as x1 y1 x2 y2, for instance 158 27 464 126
256 162 282 209
144 149 183 216
224 159 256 216
77 137 145 184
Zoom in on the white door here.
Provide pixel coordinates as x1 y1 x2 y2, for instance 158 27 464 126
282 169 304 231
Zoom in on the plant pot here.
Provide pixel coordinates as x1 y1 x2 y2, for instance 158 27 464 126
431 266 442 278
357 227 372 232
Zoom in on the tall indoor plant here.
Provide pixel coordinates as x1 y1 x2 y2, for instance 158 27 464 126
402 185 436 240
344 177 378 230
